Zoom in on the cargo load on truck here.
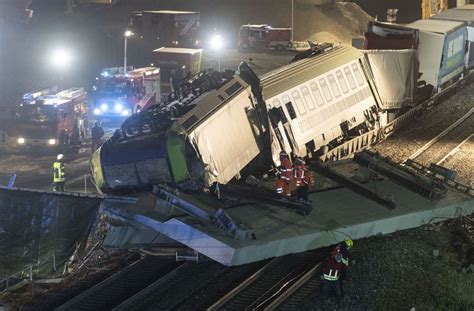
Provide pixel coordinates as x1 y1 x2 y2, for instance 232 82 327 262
152 47 202 101
406 19 468 92
432 5 474 69
129 10 200 61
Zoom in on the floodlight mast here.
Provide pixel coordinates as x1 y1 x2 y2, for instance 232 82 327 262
124 30 133 74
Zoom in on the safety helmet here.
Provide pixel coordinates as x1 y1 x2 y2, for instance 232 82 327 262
279 150 288 158
345 239 354 249
57 154 64 161
296 157 304 165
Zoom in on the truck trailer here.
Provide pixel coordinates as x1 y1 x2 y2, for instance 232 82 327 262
152 47 202 101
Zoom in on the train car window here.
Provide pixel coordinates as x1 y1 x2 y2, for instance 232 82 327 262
285 101 297 120
225 81 242 96
272 99 281 108
291 91 306 115
351 63 364 86
310 82 324 106
344 67 357 90
268 107 287 125
278 106 288 123
318 78 332 102
336 71 349 94
301 86 315 110
327 74 341 98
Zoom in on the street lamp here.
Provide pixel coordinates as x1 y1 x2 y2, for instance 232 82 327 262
51 49 71 91
124 30 133 74
210 34 223 71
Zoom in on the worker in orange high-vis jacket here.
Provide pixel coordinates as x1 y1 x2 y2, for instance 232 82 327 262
275 166 285 195
278 151 293 196
294 157 315 200
294 157 307 200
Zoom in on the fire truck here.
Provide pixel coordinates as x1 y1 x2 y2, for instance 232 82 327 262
238 24 292 51
92 66 160 119
1 87 88 151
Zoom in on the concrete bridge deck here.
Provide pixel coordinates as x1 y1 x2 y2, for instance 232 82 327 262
102 179 474 266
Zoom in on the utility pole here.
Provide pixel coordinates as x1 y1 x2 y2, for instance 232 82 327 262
291 0 294 41
124 36 127 74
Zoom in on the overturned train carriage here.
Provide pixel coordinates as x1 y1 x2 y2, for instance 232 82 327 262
91 45 383 193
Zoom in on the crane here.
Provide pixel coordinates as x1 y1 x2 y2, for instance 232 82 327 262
421 0 449 19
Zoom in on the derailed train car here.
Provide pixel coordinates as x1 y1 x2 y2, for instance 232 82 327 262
90 45 385 193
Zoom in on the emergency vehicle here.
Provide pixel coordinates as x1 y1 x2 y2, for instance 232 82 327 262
238 24 292 51
92 66 160 119
152 47 202 101
1 87 88 151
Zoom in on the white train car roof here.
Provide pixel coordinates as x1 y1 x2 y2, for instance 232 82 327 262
260 45 363 99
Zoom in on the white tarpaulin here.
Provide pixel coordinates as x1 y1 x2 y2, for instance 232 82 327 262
189 89 262 185
364 49 416 109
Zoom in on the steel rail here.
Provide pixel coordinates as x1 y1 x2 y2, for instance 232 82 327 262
207 257 280 310
263 262 322 310
408 108 474 161
436 133 473 165
55 256 180 311
112 261 190 310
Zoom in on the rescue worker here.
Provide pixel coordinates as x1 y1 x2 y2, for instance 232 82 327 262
275 166 285 195
293 157 314 200
53 154 66 192
322 249 343 304
332 239 354 298
209 181 221 199
277 151 292 196
91 121 104 152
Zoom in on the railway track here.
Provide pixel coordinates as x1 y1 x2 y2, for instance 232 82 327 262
113 260 268 310
408 108 474 166
55 255 181 311
207 253 323 311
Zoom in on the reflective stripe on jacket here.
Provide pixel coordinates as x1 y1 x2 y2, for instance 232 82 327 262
323 268 340 281
280 158 293 182
53 161 65 182
322 257 342 281
294 164 306 187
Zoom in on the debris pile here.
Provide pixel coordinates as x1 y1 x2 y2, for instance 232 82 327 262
302 2 372 43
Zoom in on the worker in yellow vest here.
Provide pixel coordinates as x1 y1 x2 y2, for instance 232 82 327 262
53 154 66 192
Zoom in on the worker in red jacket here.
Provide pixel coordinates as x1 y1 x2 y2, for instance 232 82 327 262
277 151 292 196
321 250 343 303
275 166 285 195
332 239 354 298
293 157 314 200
